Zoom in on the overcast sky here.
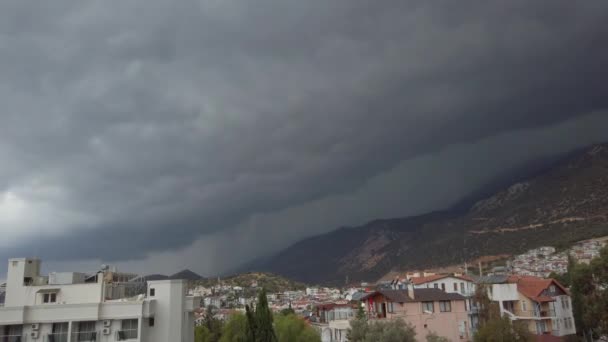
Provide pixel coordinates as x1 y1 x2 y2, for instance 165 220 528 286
0 0 607 277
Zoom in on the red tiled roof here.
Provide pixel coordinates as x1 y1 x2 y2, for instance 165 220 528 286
507 275 569 302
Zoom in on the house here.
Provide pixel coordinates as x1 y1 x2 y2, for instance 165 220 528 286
356 286 471 341
311 303 355 342
476 275 576 337
410 274 479 332
0 258 201 342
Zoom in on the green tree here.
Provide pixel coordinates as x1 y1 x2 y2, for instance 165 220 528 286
220 313 249 342
274 314 321 342
255 288 277 342
203 305 223 342
348 318 416 342
195 326 212 342
245 305 257 342
356 303 366 320
280 303 295 316
426 332 450 342
571 245 608 340
474 316 531 342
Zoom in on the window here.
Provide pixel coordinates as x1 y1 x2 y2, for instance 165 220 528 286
441 283 446 291
149 317 155 327
76 321 96 342
119 319 138 340
563 297 570 309
522 301 527 312
150 288 155 297
434 284 439 289
387 302 394 313
460 283 465 294
52 323 69 342
422 301 434 313
453 283 458 291
549 285 556 293
439 301 452 312
43 293 57 303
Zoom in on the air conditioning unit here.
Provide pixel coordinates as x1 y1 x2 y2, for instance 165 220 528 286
103 327 111 335
103 320 112 327
30 331 39 339
31 323 40 330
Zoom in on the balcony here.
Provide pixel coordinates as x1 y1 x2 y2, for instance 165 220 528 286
534 309 555 318
0 335 24 342
44 333 67 342
71 331 97 342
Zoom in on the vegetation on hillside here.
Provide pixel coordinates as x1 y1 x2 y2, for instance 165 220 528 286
195 272 308 293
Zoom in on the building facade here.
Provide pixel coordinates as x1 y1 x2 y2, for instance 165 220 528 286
0 258 201 342
358 287 471 341
478 275 576 337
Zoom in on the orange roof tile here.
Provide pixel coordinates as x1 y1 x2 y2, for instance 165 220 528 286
507 275 569 302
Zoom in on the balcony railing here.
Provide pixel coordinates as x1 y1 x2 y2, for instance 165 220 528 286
534 309 556 318
45 333 68 342
71 331 98 342
0 335 24 342
115 330 138 341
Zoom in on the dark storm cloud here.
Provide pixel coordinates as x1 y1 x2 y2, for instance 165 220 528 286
0 0 607 273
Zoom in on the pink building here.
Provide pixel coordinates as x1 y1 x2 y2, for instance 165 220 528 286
358 288 471 341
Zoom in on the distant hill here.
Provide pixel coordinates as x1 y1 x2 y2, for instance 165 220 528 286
170 269 204 281
250 143 608 285
196 272 307 293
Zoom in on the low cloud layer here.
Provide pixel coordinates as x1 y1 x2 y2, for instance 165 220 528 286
0 0 607 276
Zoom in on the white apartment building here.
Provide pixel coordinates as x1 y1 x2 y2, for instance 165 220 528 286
0 258 201 342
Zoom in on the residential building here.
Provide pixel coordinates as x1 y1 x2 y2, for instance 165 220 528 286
476 275 575 337
0 258 201 342
410 274 479 332
311 303 354 342
357 286 471 341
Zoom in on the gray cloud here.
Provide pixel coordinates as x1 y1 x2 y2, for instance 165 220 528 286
0 0 607 275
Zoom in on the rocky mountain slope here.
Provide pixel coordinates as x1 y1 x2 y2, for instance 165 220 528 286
252 144 608 285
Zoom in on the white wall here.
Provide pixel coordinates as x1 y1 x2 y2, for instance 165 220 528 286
414 277 476 296
553 295 576 336
489 284 519 302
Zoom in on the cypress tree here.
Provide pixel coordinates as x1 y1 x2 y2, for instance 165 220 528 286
255 288 277 342
245 304 257 342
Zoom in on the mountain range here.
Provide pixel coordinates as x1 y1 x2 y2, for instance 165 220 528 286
249 144 608 285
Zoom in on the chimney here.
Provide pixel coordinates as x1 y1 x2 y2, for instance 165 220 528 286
407 281 414 300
